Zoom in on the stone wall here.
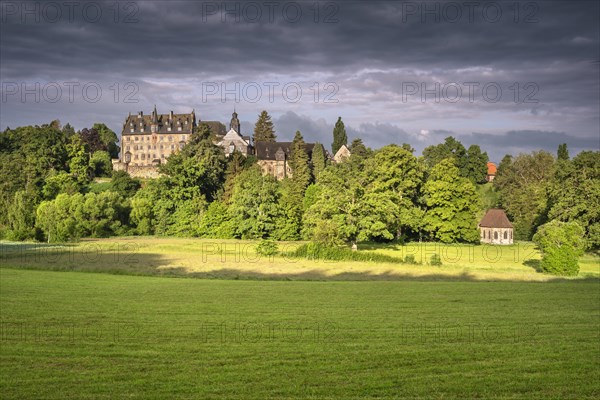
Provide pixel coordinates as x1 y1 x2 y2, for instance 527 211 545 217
257 159 291 180
112 160 161 179
480 227 513 245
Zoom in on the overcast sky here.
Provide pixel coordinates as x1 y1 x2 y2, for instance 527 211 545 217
1 0 598 160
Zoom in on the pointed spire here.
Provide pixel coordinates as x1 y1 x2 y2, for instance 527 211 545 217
230 109 240 133
152 104 158 123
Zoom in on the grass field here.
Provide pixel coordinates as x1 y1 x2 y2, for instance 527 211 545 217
1 237 598 282
1 268 599 399
1 238 599 398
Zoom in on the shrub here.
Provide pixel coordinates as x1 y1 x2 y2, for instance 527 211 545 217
533 220 586 276
404 254 418 264
256 239 279 256
286 242 401 263
430 253 442 266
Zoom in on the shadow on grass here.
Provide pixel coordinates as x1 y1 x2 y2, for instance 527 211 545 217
1 242 598 283
523 259 542 272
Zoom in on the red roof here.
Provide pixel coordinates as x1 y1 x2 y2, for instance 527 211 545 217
479 209 513 228
487 162 497 176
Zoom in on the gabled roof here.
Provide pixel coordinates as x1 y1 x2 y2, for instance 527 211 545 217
479 209 513 228
217 129 250 146
254 142 315 160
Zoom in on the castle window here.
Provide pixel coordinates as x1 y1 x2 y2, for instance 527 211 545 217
130 129 134 133
153 145 156 150
178 127 182 131
510 231 513 239
147 145 151 150
135 136 139 141
167 127 171 132
134 155 138 160
160 145 164 149
141 154 145 159
503 231 507 239
181 135 186 141
494 231 498 240
140 128 144 133
161 154 165 159
168 136 173 141
126 146 130 151
171 145 175 150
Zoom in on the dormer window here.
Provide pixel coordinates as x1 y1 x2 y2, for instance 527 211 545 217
167 127 171 132
178 127 182 131
130 128 134 133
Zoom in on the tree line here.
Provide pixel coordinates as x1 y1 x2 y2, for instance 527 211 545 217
1 113 598 254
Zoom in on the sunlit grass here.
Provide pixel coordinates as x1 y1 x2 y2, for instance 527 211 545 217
1 237 598 282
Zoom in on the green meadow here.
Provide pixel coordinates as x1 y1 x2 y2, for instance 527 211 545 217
1 238 599 399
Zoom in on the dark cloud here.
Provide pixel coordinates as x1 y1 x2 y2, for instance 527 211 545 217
1 0 598 157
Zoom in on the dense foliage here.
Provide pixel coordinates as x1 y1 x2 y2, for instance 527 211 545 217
533 220 586 276
1 119 598 258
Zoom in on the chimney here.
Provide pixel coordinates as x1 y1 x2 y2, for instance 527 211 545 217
170 111 173 120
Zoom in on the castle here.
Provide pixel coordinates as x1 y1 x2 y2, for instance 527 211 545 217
113 107 350 179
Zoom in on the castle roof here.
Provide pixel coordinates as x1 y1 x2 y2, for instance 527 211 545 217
479 209 513 228
123 109 195 135
487 161 497 176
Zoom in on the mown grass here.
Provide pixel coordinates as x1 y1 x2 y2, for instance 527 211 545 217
1 237 598 282
1 268 598 399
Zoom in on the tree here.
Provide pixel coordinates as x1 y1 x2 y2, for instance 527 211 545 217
89 150 113 178
533 220 586 276
548 151 600 248
67 135 92 184
253 110 276 143
198 201 234 238
62 123 76 138
349 138 369 158
79 127 106 154
465 144 489 183
364 145 425 240
311 142 327 182
289 131 311 191
222 150 255 203
92 123 120 159
422 136 468 177
273 179 302 240
159 126 226 203
6 190 38 240
110 171 141 198
494 151 555 240
303 154 402 244
496 154 513 178
557 143 569 161
36 193 85 242
331 117 347 154
228 166 281 239
42 171 81 199
422 158 481 243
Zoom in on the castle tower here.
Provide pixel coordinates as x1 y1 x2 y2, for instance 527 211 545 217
230 110 240 134
151 105 159 133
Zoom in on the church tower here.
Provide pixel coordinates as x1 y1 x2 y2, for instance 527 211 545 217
230 110 241 134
